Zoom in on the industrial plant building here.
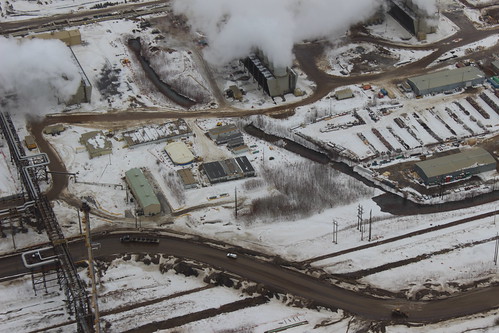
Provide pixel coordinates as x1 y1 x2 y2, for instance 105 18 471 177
79 131 112 159
241 50 297 98
407 67 486 96
202 156 255 184
125 168 161 216
208 124 244 147
414 148 496 185
388 0 438 39
165 141 195 165
177 169 197 189
25 30 92 105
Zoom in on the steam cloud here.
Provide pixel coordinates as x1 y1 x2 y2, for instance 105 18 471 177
412 0 438 15
0 37 81 116
173 0 385 68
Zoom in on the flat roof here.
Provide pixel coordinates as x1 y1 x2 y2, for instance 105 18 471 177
235 156 255 173
165 141 194 165
177 168 196 185
415 147 496 179
203 161 227 180
408 67 485 91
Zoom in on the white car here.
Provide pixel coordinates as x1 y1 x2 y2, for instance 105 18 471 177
226 253 238 259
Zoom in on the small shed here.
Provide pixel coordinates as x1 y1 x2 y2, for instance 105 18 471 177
335 88 354 100
43 124 65 135
24 135 37 150
228 85 243 101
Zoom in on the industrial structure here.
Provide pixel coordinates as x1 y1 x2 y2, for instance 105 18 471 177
208 124 244 147
414 148 496 185
122 119 191 148
407 67 486 96
29 29 82 46
241 49 297 98
0 112 93 332
125 168 161 215
388 0 438 39
177 168 197 189
80 131 113 159
165 141 195 165
202 156 255 184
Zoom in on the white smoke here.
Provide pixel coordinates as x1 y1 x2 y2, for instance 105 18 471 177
411 0 438 16
173 0 383 68
0 37 81 116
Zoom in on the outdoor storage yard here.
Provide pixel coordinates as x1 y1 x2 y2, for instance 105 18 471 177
0 0 498 332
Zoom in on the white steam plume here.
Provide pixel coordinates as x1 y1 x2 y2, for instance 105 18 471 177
173 0 382 68
0 37 81 116
412 0 438 15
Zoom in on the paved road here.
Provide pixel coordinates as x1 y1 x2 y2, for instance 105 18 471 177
3 4 499 327
1 233 498 323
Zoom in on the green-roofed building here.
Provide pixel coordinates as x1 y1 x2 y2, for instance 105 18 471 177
125 168 161 216
414 148 496 185
407 66 485 96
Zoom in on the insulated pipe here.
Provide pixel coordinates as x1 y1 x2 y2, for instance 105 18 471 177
21 247 59 269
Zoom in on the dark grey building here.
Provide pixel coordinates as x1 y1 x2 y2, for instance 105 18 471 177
389 0 437 39
407 67 486 96
414 148 496 185
241 50 297 98
202 156 256 184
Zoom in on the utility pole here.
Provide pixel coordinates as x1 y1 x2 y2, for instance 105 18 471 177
81 202 101 333
494 233 498 266
332 221 338 244
77 208 82 235
369 209 372 242
234 187 238 218
357 204 363 231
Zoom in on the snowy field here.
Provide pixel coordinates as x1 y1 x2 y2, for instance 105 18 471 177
0 0 498 332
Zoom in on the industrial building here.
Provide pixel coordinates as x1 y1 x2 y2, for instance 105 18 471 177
177 169 197 189
241 50 297 98
79 131 112 159
202 156 255 184
335 88 354 100
388 0 437 39
407 67 486 96
125 168 161 216
414 148 496 185
43 124 65 136
123 119 191 147
208 124 244 146
22 31 91 105
29 29 82 46
165 141 195 165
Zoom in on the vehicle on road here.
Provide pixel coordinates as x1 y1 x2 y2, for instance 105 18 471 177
120 235 159 244
391 308 408 319
226 252 238 259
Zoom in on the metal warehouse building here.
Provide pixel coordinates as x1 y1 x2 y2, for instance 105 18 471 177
208 124 243 146
241 50 297 98
165 141 195 165
414 148 496 185
125 168 161 216
202 156 255 184
407 67 486 96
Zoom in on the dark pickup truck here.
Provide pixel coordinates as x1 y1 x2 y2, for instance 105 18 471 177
120 235 159 244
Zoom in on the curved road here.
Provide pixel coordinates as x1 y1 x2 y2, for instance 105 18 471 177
3 3 498 327
1 233 498 323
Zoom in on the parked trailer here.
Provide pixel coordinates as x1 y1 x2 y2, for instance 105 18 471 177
120 235 159 244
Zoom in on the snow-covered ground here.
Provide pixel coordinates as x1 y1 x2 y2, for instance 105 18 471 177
0 0 498 332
